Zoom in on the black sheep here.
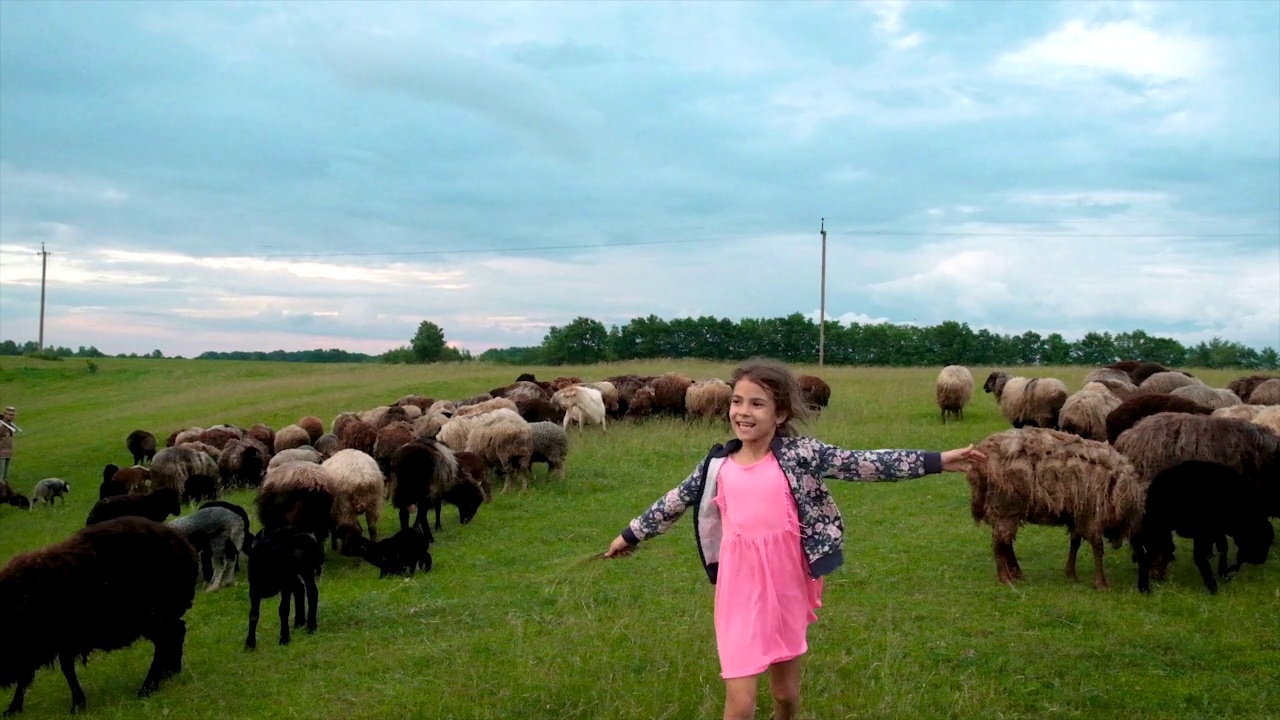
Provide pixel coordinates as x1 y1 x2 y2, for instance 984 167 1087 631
126 429 157 466
98 464 127 499
245 527 324 650
342 526 433 578
1132 461 1275 594
390 439 464 532
0 517 197 714
181 473 219 505
86 487 181 526
0 480 30 510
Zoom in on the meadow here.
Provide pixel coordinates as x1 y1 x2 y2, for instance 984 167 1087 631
0 357 1276 720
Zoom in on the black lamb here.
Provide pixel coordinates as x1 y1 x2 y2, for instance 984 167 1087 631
342 526 433 578
1131 461 1275 594
245 527 324 650
0 517 197 714
98 464 127 499
0 480 30 510
126 429 158 466
86 487 181 526
181 473 218 505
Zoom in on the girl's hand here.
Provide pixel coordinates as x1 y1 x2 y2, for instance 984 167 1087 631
941 444 985 473
604 534 634 558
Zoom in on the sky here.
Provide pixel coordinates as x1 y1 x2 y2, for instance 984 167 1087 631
1 0 1277 357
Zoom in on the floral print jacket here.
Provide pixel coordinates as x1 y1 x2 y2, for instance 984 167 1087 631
621 435 943 583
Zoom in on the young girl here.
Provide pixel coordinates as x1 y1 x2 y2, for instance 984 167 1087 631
604 360 984 720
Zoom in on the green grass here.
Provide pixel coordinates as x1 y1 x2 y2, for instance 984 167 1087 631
0 357 1276 720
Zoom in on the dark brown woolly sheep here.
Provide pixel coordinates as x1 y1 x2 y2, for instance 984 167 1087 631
797 374 832 412
1249 378 1280 405
627 386 657 418
1137 371 1202 395
1126 362 1172 385
967 428 1146 589
256 462 335 542
1114 412 1279 518
489 382 546 403
151 445 219 496
373 421 418 477
111 464 151 494
515 397 565 424
0 517 197 715
246 423 275 451
454 450 492 502
126 430 157 466
394 395 435 412
1104 393 1212 444
218 438 270 489
1228 374 1280 403
297 416 324 444
273 424 311 454
1105 360 1144 376
86 487 182 526
649 373 693 416
370 405 410 430
935 365 974 423
197 425 242 451
164 429 181 448
550 377 582 392
332 412 360 438
338 418 378 455
390 439 463 532
455 393 495 408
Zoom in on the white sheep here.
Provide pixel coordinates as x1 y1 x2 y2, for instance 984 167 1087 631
552 385 607 432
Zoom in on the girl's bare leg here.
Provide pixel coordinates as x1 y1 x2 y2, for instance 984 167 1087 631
724 675 759 720
768 656 804 720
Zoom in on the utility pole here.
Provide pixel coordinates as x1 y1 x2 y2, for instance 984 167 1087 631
819 218 827 367
38 243 49 350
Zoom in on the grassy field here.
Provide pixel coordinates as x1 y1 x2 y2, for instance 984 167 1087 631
0 357 1276 720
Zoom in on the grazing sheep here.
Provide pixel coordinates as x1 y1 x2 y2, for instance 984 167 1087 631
1057 389 1123 442
0 517 197 715
983 371 1069 429
454 397 519 418
86 487 182 526
168 506 246 592
1212 404 1266 422
0 480 30 510
466 414 534 493
553 385 608 432
412 410 451 440
1170 384 1242 410
455 393 495 408
332 412 360 438
1082 374 1139 400
582 381 620 413
1137 371 1202 395
455 450 492 502
99 465 127 499
197 425 243 451
314 433 340 458
367 405 410 431
244 527 323 650
935 365 974 423
1114 412 1280 517
172 428 204 446
373 421 418 477
966 428 1145 589
320 449 385 547
273 424 311 454
686 379 733 420
649 373 694 416
1083 368 1132 386
797 374 832 413
338 418 378 455
626 386 656 418
1105 393 1213 444
151 445 219 496
1131 461 1274 594
1228 374 1279 403
1250 378 1280 405
390 439 464 532
490 382 545 402
515 396 565 424
1252 406 1280 436
111 464 150 494
31 478 71 507
341 527 433 578
126 430 157 466
550 377 582 392
1126 362 1173 385
297 416 324 444
256 462 335 541
426 400 457 418
267 446 323 469
218 438 269 489
246 423 275 451
394 395 435 412
180 474 218 505
529 421 569 478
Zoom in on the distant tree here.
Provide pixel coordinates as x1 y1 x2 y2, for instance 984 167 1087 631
381 345 415 364
1071 332 1117 365
543 317 609 365
410 321 447 363
1258 347 1279 369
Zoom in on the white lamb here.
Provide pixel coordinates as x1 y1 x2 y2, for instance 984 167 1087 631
553 385 607 432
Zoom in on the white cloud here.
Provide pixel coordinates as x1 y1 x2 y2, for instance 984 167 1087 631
995 19 1212 82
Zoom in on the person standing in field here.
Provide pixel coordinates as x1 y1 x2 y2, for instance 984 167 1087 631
0 406 16 483
603 360 984 720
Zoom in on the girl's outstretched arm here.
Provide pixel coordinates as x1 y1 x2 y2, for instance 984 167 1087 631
602 457 707 558
940 444 985 472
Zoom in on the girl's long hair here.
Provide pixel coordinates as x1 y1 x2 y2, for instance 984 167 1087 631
730 359 812 437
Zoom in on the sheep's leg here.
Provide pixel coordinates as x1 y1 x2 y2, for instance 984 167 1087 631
1215 535 1231 578
399 506 412 533
139 619 184 697
200 548 215 584
366 510 378 543
245 594 262 650
304 572 319 634
1065 532 1082 582
991 525 1014 584
56 652 87 712
434 501 443 531
278 586 295 645
292 576 307 628
1193 535 1219 593
1089 536 1108 590
4 670 33 716
1134 540 1153 594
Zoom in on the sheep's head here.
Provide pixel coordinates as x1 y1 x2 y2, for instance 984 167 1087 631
983 372 1009 397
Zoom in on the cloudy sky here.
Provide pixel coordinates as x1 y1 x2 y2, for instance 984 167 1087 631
1 1 1277 357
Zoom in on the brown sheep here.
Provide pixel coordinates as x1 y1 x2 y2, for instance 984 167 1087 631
197 425 243 451
338 419 378 455
1127 362 1172 385
246 423 275 452
685 379 732 420
372 421 418 477
218 438 270 489
454 397 519 418
983 371 1068 429
1228 374 1279 403
1137 371 1202 395
320 449 385 546
967 428 1146 589
935 365 973 423
297 416 324 444
515 397 565 424
1249 378 1280 405
1057 389 1122 442
273 424 311 454
1169 384 1242 410
256 461 334 540
649 373 693 416
394 395 435 412
331 412 360 438
1104 393 1212 444
797 374 831 412
150 445 218 497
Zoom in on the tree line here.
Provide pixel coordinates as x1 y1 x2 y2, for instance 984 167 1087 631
4 315 1276 369
478 314 1280 370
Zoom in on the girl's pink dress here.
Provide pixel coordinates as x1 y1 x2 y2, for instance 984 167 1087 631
714 452 824 679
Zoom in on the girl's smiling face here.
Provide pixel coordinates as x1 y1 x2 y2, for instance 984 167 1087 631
729 378 785 444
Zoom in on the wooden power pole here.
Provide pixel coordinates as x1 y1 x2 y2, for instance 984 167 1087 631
819 219 827 367
38 243 49 350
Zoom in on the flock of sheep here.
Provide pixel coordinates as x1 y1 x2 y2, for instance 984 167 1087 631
2 363 1275 714
936 362 1280 592
0 370 832 714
